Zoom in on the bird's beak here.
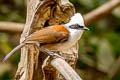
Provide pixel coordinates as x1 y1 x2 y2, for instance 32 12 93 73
82 26 89 30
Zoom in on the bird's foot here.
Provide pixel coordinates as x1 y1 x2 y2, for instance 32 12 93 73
40 47 63 59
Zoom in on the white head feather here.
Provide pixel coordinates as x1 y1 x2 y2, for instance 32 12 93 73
65 13 85 27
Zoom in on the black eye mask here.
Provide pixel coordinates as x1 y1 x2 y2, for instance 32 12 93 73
69 24 83 29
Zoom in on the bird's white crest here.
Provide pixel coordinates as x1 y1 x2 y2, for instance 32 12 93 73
65 13 85 27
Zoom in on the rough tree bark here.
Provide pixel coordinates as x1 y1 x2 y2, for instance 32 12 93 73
15 0 79 80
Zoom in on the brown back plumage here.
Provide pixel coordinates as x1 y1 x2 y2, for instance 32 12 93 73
26 25 69 44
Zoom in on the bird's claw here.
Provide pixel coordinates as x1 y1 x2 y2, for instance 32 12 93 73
40 47 64 59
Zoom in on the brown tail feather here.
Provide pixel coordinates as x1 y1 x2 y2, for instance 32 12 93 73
2 43 25 62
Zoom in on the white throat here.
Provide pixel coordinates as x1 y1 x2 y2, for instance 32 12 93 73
68 29 83 41
60 29 84 50
61 27 83 50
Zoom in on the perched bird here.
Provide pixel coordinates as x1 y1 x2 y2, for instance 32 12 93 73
3 13 89 62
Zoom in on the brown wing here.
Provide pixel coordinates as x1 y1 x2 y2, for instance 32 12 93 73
25 27 69 44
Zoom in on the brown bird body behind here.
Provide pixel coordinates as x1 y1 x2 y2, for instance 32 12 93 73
26 25 69 44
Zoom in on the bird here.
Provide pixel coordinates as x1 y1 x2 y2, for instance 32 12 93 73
3 13 89 62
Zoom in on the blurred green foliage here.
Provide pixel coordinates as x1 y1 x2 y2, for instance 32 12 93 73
0 0 26 22
0 0 120 80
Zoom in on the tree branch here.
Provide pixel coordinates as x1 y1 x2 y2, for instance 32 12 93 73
0 0 120 32
51 58 82 80
84 0 120 26
0 22 24 32
40 48 82 80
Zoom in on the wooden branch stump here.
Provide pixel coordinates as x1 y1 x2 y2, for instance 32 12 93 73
15 0 80 80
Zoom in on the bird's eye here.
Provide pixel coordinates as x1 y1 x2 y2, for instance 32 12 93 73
69 24 83 29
